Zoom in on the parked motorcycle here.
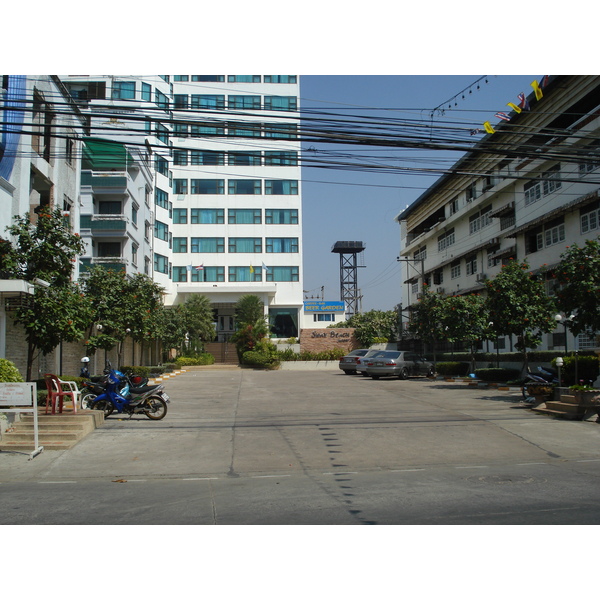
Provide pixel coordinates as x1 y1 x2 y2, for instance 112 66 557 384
89 362 169 420
522 366 559 403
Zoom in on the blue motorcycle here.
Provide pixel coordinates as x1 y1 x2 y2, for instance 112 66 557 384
90 362 169 420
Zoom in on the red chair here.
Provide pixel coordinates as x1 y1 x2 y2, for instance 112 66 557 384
44 374 79 414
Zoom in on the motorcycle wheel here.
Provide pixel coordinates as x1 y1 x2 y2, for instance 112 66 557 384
91 399 114 418
80 393 97 410
144 396 167 420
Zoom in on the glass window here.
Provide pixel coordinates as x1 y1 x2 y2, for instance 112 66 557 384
264 96 297 111
173 123 188 137
228 179 261 195
191 238 225 253
174 94 188 109
229 151 261 166
265 180 298 195
173 266 188 282
266 238 298 253
192 75 225 82
174 75 189 82
155 123 169 144
141 83 152 101
264 123 297 138
191 179 224 194
154 253 169 274
228 95 261 110
155 188 169 209
266 266 299 282
191 95 225 110
173 179 188 194
112 81 135 100
173 150 188 166
264 76 297 83
228 75 261 83
192 266 225 282
155 156 168 175
190 208 224 224
228 238 262 253
191 150 224 165
172 238 188 253
155 90 169 110
438 228 455 252
228 266 262 282
228 122 262 137
265 151 298 166
99 200 121 214
265 209 298 224
173 209 188 224
191 123 225 137
154 220 169 242
229 209 261 224
581 206 600 234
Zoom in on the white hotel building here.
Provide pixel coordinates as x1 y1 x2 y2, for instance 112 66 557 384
61 75 303 343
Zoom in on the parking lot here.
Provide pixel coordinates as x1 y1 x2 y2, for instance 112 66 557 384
1 367 600 524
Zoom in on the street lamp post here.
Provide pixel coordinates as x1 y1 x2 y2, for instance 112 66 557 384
555 314 574 354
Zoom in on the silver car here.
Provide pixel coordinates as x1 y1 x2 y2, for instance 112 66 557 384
364 351 434 380
338 349 371 375
356 349 382 377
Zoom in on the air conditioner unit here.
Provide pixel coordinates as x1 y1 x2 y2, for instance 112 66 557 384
476 273 488 282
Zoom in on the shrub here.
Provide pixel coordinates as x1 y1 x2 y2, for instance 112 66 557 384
474 368 521 382
120 366 151 378
435 362 470 377
175 353 215 367
0 358 24 382
552 355 598 387
242 350 280 369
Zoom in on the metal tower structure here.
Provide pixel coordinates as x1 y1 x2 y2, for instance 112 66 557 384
331 241 366 318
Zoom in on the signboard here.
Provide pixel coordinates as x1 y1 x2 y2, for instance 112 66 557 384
0 383 43 459
303 300 345 313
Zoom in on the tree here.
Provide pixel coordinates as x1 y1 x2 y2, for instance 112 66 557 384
182 294 215 353
4 209 90 380
485 260 556 370
406 286 446 361
329 309 399 347
553 238 600 337
231 295 269 361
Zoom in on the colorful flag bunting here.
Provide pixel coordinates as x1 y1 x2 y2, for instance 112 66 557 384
483 121 495 134
195 264 204 271
531 80 543 101
518 93 530 111
495 112 511 122
262 262 270 272
507 102 522 114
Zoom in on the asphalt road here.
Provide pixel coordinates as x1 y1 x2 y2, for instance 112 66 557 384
1 368 600 525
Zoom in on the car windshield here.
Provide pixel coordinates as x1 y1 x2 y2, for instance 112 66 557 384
382 351 402 359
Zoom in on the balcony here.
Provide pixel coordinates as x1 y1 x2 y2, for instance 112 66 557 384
80 214 129 236
81 170 129 193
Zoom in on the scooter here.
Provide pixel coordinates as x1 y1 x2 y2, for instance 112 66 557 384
90 362 170 420
521 366 559 403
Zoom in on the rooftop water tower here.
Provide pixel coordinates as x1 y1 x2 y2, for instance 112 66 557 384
331 241 366 318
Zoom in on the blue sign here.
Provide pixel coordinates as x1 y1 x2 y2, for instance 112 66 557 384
303 301 345 313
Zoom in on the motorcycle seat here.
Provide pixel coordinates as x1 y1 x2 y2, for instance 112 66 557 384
129 385 161 395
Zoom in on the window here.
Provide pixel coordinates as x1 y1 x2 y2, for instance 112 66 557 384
466 182 477 202
174 94 188 109
192 75 224 82
542 164 562 195
154 253 169 274
229 179 261 194
229 209 261 224
228 95 261 110
155 90 169 110
191 150 224 165
99 200 121 214
173 179 188 194
141 83 151 101
155 188 169 209
112 81 135 100
265 180 298 195
448 197 459 215
155 156 168 176
525 164 562 205
191 238 225 253
173 150 188 166
191 122 225 137
228 238 262 253
173 209 187 224
266 238 298 253
450 261 461 279
155 220 169 242
265 209 298 224
132 244 138 267
191 95 225 110
190 208 224 224
192 266 225 282
538 223 566 248
314 314 334 322
155 123 169 144
264 123 297 138
264 151 298 166
173 266 188 282
266 266 299 282
174 123 188 137
228 122 262 137
191 179 224 194
264 75 297 83
174 75 189 82
264 96 297 111
466 255 478 276
229 151 261 165
437 228 455 251
581 204 600 234
228 75 261 83
98 241 121 257
469 205 492 234
172 238 188 253
413 246 426 261
229 266 262 282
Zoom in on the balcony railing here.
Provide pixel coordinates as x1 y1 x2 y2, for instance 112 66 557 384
81 170 129 190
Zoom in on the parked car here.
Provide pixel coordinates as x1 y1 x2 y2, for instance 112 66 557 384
356 349 383 376
364 351 434 380
339 349 372 375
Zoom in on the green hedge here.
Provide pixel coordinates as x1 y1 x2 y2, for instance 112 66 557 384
474 368 521 382
242 350 280 369
435 362 470 377
436 350 597 363
276 348 347 361
551 355 599 387
175 353 215 367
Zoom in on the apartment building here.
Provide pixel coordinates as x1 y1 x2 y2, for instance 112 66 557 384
395 75 600 353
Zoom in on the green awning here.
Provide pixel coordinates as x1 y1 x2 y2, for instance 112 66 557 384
82 137 135 170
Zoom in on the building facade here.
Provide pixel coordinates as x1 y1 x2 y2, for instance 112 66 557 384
395 75 600 353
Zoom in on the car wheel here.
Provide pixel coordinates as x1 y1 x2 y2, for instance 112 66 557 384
344 370 355 375
398 367 409 380
361 372 369 377
371 375 380 380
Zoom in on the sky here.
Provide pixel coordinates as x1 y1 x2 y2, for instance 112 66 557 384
299 75 538 312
